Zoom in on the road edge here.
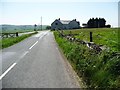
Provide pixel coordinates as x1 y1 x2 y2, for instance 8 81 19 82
52 32 87 89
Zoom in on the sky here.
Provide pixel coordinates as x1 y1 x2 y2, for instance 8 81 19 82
0 0 119 27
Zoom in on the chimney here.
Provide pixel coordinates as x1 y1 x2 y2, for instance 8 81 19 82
58 18 60 20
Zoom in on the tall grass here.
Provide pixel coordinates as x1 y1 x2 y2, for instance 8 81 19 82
0 31 38 49
54 31 120 89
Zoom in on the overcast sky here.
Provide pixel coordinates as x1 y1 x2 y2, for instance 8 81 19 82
0 0 119 27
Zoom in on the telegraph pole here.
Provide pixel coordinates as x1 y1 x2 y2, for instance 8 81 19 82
41 16 42 30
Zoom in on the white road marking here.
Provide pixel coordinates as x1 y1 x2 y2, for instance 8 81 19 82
38 31 49 40
39 35 43 39
29 41 38 50
20 51 29 59
23 51 29 57
0 31 49 80
0 63 17 80
39 32 47 39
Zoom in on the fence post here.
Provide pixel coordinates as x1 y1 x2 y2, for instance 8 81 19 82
16 32 18 37
6 33 8 38
90 32 93 42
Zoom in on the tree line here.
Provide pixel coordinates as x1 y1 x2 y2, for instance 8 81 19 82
83 18 111 28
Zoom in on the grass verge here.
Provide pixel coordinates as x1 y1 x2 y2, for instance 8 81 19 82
63 28 119 52
0 31 38 49
54 31 120 89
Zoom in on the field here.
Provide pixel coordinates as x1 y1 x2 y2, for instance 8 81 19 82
1 29 34 33
0 31 38 49
62 28 119 52
54 28 120 88
0 25 48 33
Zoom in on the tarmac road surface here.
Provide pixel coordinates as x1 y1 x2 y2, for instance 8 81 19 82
1 30 80 88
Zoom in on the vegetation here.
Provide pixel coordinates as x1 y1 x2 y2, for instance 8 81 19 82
46 26 51 30
0 25 48 33
85 18 111 28
0 31 38 49
54 28 120 89
63 28 119 52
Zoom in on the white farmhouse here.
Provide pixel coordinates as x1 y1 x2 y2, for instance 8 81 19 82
51 18 80 30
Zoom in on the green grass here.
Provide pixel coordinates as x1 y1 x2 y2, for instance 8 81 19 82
62 28 119 52
1 29 35 33
0 31 38 49
54 30 120 89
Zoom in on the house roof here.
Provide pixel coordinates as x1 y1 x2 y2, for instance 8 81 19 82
59 20 71 24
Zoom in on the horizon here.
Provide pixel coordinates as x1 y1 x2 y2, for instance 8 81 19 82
0 24 49 26
0 24 119 28
0 1 119 27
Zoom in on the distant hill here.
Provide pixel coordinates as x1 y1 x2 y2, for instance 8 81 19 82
0 24 48 33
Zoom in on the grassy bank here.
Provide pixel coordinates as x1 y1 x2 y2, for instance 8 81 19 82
0 31 38 49
54 31 120 89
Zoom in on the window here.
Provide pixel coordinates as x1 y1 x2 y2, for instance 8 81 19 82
55 23 58 25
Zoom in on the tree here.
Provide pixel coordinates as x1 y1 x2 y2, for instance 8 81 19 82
46 26 51 30
34 24 37 31
95 18 99 28
99 18 106 28
87 17 107 28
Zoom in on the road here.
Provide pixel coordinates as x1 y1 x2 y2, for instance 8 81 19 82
0 30 80 88
19 31 36 36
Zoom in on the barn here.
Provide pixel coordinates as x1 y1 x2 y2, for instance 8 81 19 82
51 18 80 30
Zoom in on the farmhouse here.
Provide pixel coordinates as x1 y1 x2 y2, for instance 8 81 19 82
51 18 80 30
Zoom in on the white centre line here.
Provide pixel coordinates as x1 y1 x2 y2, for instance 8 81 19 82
0 63 17 80
39 35 43 39
39 31 49 40
19 51 29 59
0 31 49 80
29 41 38 50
